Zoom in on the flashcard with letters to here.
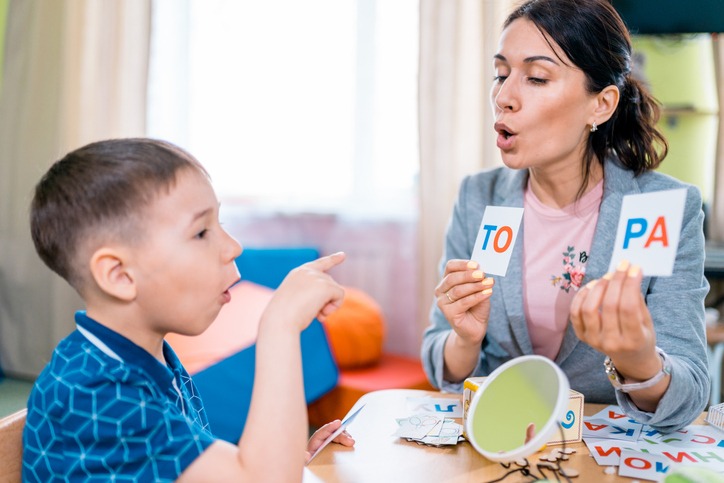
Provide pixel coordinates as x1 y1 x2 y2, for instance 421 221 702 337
470 206 524 276
608 188 686 276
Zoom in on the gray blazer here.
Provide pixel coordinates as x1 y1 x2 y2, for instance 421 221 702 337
421 157 710 432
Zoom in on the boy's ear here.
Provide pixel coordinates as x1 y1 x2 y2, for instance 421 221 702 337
591 84 620 126
89 247 137 301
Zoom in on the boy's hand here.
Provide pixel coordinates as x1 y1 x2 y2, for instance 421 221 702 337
305 419 355 463
262 252 346 332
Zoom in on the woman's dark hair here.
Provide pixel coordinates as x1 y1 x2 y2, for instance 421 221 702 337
505 0 668 188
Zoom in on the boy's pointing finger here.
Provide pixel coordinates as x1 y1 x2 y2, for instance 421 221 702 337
307 251 346 272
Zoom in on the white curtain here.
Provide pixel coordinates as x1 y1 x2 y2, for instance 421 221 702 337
0 0 151 378
417 0 514 340
711 35 724 242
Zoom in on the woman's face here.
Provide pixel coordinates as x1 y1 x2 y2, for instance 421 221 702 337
491 18 598 173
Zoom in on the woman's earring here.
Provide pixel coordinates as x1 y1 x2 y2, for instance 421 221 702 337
590 121 598 133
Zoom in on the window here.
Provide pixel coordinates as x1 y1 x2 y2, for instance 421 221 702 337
148 0 419 218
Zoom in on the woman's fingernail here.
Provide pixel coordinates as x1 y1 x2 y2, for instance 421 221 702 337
586 280 598 290
482 277 494 286
602 272 613 280
482 288 493 295
472 270 483 279
628 265 641 277
467 261 479 270
616 259 630 272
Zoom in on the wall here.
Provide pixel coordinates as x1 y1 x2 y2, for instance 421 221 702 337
632 34 719 203
222 211 423 358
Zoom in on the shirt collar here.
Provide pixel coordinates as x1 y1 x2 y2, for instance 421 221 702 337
74 310 182 390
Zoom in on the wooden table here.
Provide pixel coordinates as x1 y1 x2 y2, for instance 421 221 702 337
304 389 707 483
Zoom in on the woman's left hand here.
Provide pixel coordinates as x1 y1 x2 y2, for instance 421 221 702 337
569 260 664 387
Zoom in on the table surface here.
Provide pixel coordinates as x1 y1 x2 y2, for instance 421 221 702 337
303 389 707 483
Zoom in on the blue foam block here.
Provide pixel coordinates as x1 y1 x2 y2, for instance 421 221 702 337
235 247 321 289
193 319 338 443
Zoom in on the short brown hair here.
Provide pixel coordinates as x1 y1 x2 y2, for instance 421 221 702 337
30 138 207 290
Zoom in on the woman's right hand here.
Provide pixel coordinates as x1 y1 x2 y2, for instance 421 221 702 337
435 259 495 345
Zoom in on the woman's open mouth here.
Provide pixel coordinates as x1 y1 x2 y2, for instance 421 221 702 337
495 122 517 149
494 122 516 138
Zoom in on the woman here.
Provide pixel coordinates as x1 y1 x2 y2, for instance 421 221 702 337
421 0 710 433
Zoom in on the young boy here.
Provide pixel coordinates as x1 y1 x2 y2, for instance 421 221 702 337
23 138 354 481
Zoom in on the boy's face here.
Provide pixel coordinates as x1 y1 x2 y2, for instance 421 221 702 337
130 167 242 336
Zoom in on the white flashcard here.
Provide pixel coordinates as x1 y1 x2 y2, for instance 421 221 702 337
394 414 444 439
583 418 643 442
650 425 724 449
608 189 687 276
582 406 724 477
406 397 463 418
584 438 628 466
587 404 629 421
617 449 675 481
306 403 365 465
470 206 524 276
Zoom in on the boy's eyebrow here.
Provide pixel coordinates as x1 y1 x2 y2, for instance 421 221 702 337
494 53 559 66
191 207 213 223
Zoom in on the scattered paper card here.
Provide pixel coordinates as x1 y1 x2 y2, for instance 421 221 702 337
584 437 628 466
406 396 463 418
394 414 443 440
582 404 724 479
608 188 686 276
394 413 463 447
582 418 642 442
617 449 675 481
470 206 524 276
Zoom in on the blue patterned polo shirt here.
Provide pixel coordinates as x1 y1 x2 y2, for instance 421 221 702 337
22 311 216 482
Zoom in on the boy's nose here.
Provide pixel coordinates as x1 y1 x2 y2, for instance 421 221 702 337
223 231 243 262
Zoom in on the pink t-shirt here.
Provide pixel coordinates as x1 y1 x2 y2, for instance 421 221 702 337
522 179 603 360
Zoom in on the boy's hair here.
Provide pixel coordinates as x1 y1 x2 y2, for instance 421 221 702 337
30 138 207 291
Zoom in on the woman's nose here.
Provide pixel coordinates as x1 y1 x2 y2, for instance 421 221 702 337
492 79 517 112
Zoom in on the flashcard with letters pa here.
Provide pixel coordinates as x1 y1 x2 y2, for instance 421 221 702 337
470 206 524 276
608 188 686 276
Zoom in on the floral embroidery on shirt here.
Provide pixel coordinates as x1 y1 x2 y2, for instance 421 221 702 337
550 246 587 292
